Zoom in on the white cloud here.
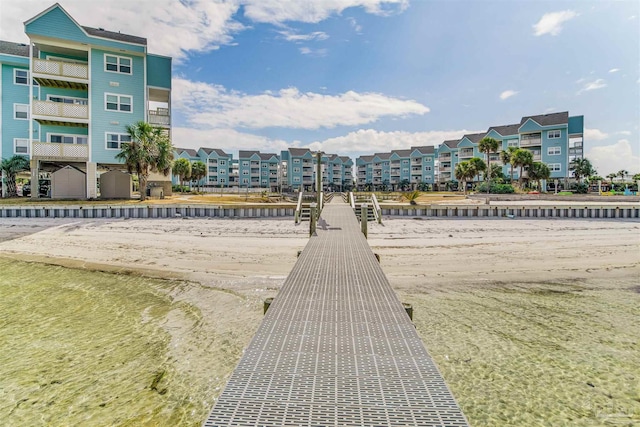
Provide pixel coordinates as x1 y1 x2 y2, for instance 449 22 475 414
242 0 409 24
173 77 429 130
617 131 632 136
173 127 293 155
278 30 329 42
299 47 328 57
609 68 620 73
584 128 608 141
499 90 518 100
0 0 406 61
577 78 607 94
533 10 577 36
307 129 479 158
348 17 363 33
587 139 640 176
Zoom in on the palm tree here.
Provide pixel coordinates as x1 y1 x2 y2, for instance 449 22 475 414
403 190 421 205
511 149 534 188
489 163 504 181
191 160 206 192
570 158 596 183
455 161 475 195
468 157 486 184
478 137 500 194
527 162 551 191
1 155 30 197
116 121 174 201
500 146 518 183
172 158 191 192
606 173 617 184
617 169 628 183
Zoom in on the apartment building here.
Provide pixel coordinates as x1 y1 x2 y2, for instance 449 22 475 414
238 150 280 190
356 146 436 190
0 3 171 199
280 148 353 191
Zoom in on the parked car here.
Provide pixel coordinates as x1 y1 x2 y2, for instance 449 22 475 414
22 180 50 197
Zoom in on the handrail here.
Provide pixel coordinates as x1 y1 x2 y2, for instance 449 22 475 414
371 193 383 224
294 191 304 223
319 192 324 217
349 192 355 210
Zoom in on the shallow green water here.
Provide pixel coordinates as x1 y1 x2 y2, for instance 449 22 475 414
0 258 243 427
407 279 640 427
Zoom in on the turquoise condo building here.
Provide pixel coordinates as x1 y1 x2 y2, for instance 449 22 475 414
0 3 171 199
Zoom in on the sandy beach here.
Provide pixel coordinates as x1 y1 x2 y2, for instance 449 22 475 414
1 215 639 425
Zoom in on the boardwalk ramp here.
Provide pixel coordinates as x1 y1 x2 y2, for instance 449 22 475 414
204 199 468 426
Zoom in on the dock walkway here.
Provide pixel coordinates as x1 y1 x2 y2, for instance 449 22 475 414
204 199 469 426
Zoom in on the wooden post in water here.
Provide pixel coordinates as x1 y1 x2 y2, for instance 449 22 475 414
310 203 317 236
361 203 368 238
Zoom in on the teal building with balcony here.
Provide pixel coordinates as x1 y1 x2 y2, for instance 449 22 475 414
0 3 171 198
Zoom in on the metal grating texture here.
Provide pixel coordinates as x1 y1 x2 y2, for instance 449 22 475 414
203 199 469 426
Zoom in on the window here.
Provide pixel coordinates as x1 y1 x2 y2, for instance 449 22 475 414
549 163 562 172
219 160 226 166
262 171 267 176
293 159 300 163
220 169 225 174
402 168 409 174
242 178 248 184
402 160 409 164
48 95 88 105
106 133 131 150
425 166 432 171
14 104 28 120
548 130 561 139
507 140 519 147
105 54 132 74
14 138 29 155
14 69 28 85
293 177 300 182
105 93 132 112
425 157 432 162
49 134 88 144
548 146 561 155
220 178 226 183
293 167 301 173
262 163 268 168
242 170 249 175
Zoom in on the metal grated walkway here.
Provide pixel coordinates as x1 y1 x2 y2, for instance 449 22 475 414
203 200 469 426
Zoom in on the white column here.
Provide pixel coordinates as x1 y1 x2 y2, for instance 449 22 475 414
30 159 39 199
86 162 97 199
1 170 7 198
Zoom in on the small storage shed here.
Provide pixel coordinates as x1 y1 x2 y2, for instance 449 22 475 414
51 165 86 199
99 170 133 199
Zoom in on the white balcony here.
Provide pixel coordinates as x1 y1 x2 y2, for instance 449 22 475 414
149 108 170 126
440 166 451 172
32 59 88 89
520 138 541 147
33 100 88 124
32 142 88 161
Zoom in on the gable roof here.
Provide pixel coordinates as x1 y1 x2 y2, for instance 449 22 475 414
462 132 486 144
175 147 198 157
259 153 279 161
82 26 146 45
442 139 460 149
289 147 312 156
358 155 375 162
410 146 435 154
391 149 412 157
238 150 259 158
374 152 392 160
201 147 228 156
488 123 520 137
520 111 568 127
0 40 34 57
339 156 352 163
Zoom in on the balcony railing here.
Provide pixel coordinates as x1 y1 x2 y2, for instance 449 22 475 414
149 109 170 126
440 166 451 172
32 142 88 160
520 138 541 147
439 155 451 161
33 58 88 80
33 100 88 121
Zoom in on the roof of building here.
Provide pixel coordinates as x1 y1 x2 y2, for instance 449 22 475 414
391 149 412 157
259 153 279 161
374 152 392 160
442 139 460 149
488 123 520 136
175 147 198 157
520 111 569 127
462 132 486 144
82 26 147 45
288 147 312 156
201 147 228 156
358 155 375 162
410 146 435 154
339 156 352 163
0 40 34 57
238 150 259 158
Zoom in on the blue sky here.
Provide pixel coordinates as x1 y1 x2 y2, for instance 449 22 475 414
2 0 639 175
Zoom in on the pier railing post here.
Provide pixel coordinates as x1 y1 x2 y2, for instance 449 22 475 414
310 203 317 236
361 203 368 238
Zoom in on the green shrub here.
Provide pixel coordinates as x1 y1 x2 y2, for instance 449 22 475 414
476 183 515 194
570 182 589 194
172 184 189 192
